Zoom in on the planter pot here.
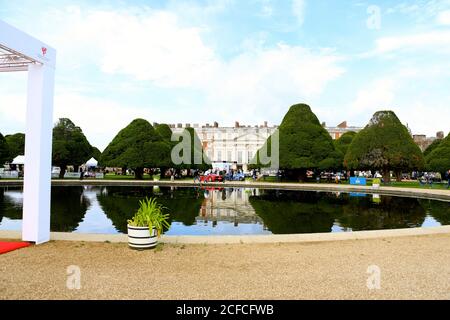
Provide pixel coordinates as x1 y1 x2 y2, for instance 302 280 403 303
127 225 157 250
372 183 380 189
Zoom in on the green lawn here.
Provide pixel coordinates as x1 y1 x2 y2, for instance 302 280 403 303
2 174 449 190
103 173 155 180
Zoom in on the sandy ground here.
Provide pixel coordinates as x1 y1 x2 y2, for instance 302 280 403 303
1 234 450 300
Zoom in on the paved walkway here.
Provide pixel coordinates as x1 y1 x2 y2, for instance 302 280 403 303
1 233 449 299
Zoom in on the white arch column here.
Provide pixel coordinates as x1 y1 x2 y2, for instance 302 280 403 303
0 20 56 244
22 64 55 244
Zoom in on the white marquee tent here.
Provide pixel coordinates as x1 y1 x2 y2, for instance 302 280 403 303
85 157 98 168
1 20 56 244
11 155 25 165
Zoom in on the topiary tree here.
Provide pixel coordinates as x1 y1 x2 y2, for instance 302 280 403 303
153 124 176 178
100 119 170 179
90 146 102 161
171 127 211 175
425 132 450 176
334 131 356 160
0 132 10 165
344 111 424 182
423 139 442 158
254 103 342 181
155 123 173 141
52 118 93 178
4 133 25 161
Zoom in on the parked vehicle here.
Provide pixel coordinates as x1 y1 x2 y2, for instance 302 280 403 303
225 172 245 181
200 173 224 183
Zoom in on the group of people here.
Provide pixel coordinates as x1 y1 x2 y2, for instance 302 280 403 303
418 171 450 188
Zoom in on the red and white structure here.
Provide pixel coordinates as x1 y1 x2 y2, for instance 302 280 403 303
0 20 56 244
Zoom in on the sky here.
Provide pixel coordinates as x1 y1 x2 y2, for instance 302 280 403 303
0 0 449 150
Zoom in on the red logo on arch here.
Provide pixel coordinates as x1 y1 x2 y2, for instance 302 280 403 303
41 47 47 56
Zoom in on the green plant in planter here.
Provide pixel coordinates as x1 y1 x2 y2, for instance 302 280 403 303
127 197 170 237
372 178 381 185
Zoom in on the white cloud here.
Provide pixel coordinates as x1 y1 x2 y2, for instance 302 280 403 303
201 44 345 126
0 5 345 148
44 8 217 88
437 10 450 25
370 30 450 55
347 65 450 137
351 78 396 114
292 0 306 26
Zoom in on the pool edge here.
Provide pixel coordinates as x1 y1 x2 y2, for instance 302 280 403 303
1 225 450 244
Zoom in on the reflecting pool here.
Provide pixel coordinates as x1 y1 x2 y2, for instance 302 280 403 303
0 186 449 235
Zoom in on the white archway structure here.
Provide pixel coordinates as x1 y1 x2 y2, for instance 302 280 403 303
0 20 56 244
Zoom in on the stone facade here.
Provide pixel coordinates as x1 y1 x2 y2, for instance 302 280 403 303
323 121 363 140
171 121 362 171
413 131 445 152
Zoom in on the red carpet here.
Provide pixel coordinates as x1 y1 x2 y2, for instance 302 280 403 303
0 241 31 254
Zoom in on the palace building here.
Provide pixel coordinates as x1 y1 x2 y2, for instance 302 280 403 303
170 120 362 171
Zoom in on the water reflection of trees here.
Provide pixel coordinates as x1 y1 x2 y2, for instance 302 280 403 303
249 191 341 234
0 187 25 221
250 190 429 234
97 186 203 233
50 187 89 232
0 187 88 231
419 199 450 225
337 196 426 230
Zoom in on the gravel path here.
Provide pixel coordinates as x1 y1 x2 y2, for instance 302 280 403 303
1 234 450 300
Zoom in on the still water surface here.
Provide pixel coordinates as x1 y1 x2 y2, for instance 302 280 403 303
0 186 449 235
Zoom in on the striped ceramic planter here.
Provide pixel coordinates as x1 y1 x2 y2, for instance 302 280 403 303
127 225 157 250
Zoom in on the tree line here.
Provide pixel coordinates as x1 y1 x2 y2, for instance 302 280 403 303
1 103 449 181
253 103 450 182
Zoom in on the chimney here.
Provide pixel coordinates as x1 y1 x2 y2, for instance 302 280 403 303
321 122 326 127
214 121 219 128
235 121 240 128
264 121 268 127
206 123 210 128
177 123 182 128
193 123 199 128
185 123 191 128
437 131 444 139
152 122 158 127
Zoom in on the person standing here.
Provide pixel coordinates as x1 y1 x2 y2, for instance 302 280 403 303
193 169 200 184
446 169 450 189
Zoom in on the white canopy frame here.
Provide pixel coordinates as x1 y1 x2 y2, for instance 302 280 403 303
0 20 56 244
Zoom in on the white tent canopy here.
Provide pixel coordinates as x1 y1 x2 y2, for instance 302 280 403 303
11 155 25 165
85 157 98 167
1 19 56 244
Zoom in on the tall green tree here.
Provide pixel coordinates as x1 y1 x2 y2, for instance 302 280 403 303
344 111 424 182
154 124 176 178
423 139 442 158
90 146 102 161
334 131 356 159
52 118 93 178
172 127 211 173
5 133 25 160
100 119 170 179
155 123 173 141
0 133 10 165
254 103 342 180
425 133 450 175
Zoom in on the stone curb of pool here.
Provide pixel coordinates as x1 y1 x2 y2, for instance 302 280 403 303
1 180 449 244
1 179 450 201
1 226 450 245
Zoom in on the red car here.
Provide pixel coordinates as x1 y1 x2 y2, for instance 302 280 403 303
200 174 224 183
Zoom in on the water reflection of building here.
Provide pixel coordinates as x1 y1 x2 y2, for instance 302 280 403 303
198 188 267 228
